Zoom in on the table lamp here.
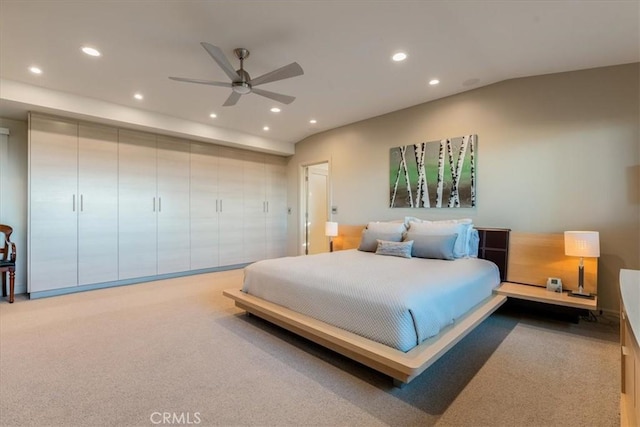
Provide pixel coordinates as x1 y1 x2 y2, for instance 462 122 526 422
325 221 338 252
564 231 599 299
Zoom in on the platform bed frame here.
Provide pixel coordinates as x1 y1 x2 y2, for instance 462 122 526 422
223 227 511 386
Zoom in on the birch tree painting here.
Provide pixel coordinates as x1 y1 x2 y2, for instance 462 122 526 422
389 134 477 208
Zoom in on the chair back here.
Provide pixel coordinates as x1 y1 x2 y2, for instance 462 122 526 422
0 225 14 262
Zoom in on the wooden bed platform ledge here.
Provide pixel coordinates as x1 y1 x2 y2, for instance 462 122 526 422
223 288 507 386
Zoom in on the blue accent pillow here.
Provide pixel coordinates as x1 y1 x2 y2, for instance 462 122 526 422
406 233 457 260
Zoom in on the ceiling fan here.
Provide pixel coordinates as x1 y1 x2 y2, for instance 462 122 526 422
169 42 304 107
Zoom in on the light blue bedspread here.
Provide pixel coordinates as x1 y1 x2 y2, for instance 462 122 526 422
242 250 500 352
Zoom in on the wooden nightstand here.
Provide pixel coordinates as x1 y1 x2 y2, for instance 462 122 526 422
495 282 597 311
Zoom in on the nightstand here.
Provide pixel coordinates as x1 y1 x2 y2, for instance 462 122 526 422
495 282 597 311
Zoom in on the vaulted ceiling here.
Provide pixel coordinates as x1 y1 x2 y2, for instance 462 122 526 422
1 1 638 154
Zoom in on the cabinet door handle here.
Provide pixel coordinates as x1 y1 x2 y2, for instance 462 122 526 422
80 194 84 212
263 201 266 212
216 199 219 213
159 197 162 213
153 197 156 212
73 194 76 212
220 200 223 212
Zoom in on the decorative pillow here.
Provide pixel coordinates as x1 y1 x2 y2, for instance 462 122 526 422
375 240 413 259
357 230 404 252
366 221 407 233
406 221 470 258
406 233 457 260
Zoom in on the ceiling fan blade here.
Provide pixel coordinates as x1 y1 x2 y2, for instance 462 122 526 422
252 88 295 105
249 62 304 87
223 91 242 107
200 42 240 82
169 77 232 87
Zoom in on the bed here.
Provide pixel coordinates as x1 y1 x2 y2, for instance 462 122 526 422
223 226 510 386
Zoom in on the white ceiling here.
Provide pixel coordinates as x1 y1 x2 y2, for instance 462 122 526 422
1 1 638 154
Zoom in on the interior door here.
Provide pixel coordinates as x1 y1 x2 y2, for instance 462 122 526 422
306 163 329 255
156 136 191 275
77 123 118 285
118 129 157 280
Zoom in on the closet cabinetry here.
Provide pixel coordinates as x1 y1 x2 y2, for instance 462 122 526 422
28 114 288 296
29 115 118 292
118 132 191 280
243 152 288 262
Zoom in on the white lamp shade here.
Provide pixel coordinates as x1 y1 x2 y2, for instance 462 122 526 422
325 221 338 237
564 231 600 257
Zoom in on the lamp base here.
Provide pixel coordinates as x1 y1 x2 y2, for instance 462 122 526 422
568 290 595 299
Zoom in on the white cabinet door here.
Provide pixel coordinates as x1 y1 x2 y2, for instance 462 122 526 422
77 123 119 285
190 143 219 270
217 147 245 266
265 156 288 259
29 116 79 292
243 152 266 263
118 130 157 280
156 136 191 275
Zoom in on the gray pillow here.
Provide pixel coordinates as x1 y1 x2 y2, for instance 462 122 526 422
375 240 413 259
358 230 403 252
406 233 457 260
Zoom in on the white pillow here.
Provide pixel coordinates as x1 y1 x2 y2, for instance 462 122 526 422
406 217 474 258
367 221 407 233
406 221 469 258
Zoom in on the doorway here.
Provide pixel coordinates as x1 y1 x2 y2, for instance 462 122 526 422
302 162 330 255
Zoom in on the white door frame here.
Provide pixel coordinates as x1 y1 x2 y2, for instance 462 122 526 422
299 160 331 255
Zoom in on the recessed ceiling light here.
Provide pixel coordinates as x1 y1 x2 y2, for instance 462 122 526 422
134 93 143 100
209 113 217 118
29 66 42 74
81 46 101 57
429 79 440 86
263 126 270 131
270 107 281 113
392 52 407 62
309 119 317 124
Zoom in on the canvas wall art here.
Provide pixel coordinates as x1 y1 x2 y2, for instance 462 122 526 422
389 134 476 208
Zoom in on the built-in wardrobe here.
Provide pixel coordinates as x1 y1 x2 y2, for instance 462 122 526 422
28 113 287 297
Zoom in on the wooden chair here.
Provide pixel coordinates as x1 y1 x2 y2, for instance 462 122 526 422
0 225 16 303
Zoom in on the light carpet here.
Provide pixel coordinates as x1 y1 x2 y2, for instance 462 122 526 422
0 269 619 426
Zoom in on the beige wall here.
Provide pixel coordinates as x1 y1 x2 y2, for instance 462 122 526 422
0 117 28 295
287 63 640 313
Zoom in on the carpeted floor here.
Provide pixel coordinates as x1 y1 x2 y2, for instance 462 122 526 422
0 269 619 426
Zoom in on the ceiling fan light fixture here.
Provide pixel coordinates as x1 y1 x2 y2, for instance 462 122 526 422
232 82 251 94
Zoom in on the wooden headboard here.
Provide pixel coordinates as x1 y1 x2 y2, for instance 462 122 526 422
507 232 597 294
331 225 595 293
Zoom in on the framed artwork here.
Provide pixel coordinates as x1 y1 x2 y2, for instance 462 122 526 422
389 134 476 208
